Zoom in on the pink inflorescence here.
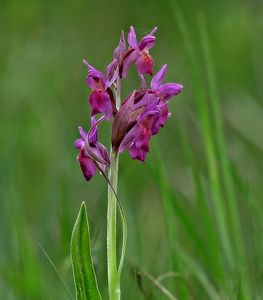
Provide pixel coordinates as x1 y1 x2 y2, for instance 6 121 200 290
75 26 183 181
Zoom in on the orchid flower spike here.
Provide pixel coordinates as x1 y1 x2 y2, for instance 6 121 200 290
75 26 183 180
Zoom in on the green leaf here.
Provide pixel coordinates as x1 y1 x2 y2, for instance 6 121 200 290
70 202 102 300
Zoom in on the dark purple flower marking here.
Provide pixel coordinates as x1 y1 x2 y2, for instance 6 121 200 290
75 117 110 181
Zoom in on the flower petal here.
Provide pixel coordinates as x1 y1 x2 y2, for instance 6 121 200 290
96 143 110 165
105 59 117 81
77 150 96 181
134 127 151 150
78 126 88 140
84 61 105 89
85 142 110 166
138 27 157 50
83 60 104 79
112 91 135 151
121 50 139 78
113 31 126 61
89 116 98 144
128 26 138 49
135 53 154 75
127 126 152 162
139 73 147 90
128 145 148 162
159 83 183 100
89 91 113 119
148 27 158 36
151 104 170 135
119 125 138 153
74 139 85 149
119 109 157 162
139 35 156 51
106 64 119 88
151 64 167 90
133 92 157 112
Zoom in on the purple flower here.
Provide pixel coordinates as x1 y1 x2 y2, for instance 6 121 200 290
150 64 183 101
75 117 110 181
119 110 159 162
121 26 157 77
112 92 160 162
135 64 183 133
83 60 119 119
149 65 183 132
112 65 183 161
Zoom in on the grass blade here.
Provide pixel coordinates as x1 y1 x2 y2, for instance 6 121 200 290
197 15 252 299
168 1 234 272
38 244 74 300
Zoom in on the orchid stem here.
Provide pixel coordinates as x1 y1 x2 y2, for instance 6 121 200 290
107 77 121 300
107 150 120 300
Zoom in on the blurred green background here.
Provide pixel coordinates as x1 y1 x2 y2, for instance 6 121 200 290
1 0 263 299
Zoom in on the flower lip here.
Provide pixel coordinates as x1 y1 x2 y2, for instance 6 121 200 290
136 53 154 75
89 90 112 118
77 149 97 181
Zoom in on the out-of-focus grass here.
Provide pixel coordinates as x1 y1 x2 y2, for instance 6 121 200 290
1 0 263 299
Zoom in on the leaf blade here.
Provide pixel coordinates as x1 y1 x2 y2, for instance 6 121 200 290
70 202 101 300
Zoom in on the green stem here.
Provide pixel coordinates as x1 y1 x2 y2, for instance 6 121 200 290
107 149 120 300
107 78 121 300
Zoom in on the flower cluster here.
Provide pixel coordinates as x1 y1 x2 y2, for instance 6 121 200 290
75 26 183 181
